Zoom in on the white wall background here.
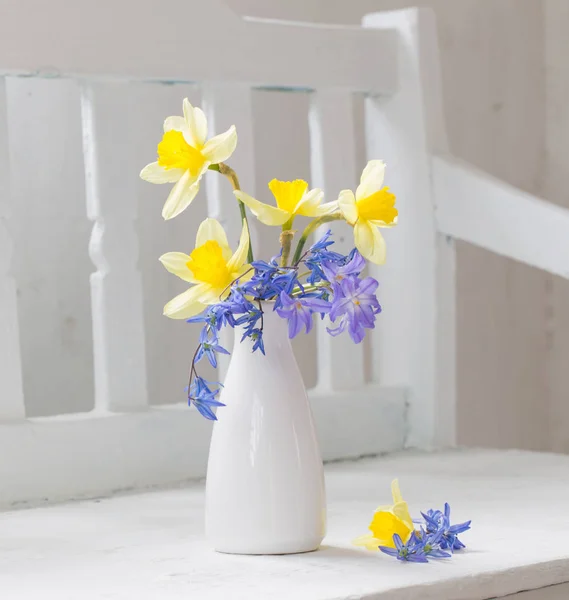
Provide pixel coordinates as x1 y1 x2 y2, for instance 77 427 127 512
227 0 569 452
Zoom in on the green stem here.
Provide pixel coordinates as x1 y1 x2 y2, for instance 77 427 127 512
291 213 343 265
280 229 295 267
209 163 254 263
282 216 294 232
292 283 329 296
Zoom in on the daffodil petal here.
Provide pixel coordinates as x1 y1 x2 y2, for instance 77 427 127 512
181 100 207 148
313 200 340 217
392 501 414 531
163 116 187 133
338 189 358 225
356 160 386 201
202 125 237 164
162 171 200 220
197 285 224 305
163 284 209 319
140 161 184 184
227 220 250 272
352 534 381 551
232 263 254 285
158 252 197 283
354 220 386 265
234 190 290 226
391 479 403 504
370 216 398 228
294 188 324 217
195 218 231 260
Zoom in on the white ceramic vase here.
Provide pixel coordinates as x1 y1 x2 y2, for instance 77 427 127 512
205 306 326 555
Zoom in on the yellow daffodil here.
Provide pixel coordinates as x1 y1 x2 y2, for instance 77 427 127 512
338 160 398 265
234 179 336 227
140 99 237 220
353 479 414 551
159 218 250 319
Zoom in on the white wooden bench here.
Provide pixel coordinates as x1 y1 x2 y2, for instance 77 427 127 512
1 2 569 597
2 450 569 599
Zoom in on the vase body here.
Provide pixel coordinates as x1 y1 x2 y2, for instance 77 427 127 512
205 307 326 554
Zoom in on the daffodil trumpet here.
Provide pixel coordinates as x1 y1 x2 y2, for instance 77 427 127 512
353 479 414 551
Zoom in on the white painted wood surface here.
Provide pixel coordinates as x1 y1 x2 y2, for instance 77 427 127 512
0 0 396 94
543 0 569 455
0 78 24 421
6 77 94 417
2 449 569 599
363 8 454 448
82 82 149 412
0 387 405 508
308 89 365 391
504 584 569 600
434 154 569 280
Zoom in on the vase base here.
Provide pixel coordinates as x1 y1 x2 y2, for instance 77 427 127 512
212 537 323 556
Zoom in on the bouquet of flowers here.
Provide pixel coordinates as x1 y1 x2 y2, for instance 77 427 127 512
140 98 398 420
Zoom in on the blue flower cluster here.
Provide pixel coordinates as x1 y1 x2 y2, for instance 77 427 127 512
421 503 471 552
379 503 471 563
185 231 383 420
276 232 382 342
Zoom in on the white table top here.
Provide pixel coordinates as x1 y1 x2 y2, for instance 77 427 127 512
2 449 569 599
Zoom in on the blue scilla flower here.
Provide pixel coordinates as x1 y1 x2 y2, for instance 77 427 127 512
195 327 230 368
417 527 452 559
327 275 381 343
379 532 429 563
321 249 366 284
241 264 298 302
187 302 235 330
250 255 281 282
241 312 263 343
276 292 331 338
188 376 225 421
273 269 298 295
227 291 256 318
233 306 262 328
303 230 345 284
307 230 344 262
243 328 265 354
422 503 471 551
421 508 443 534
309 229 335 253
251 329 265 354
